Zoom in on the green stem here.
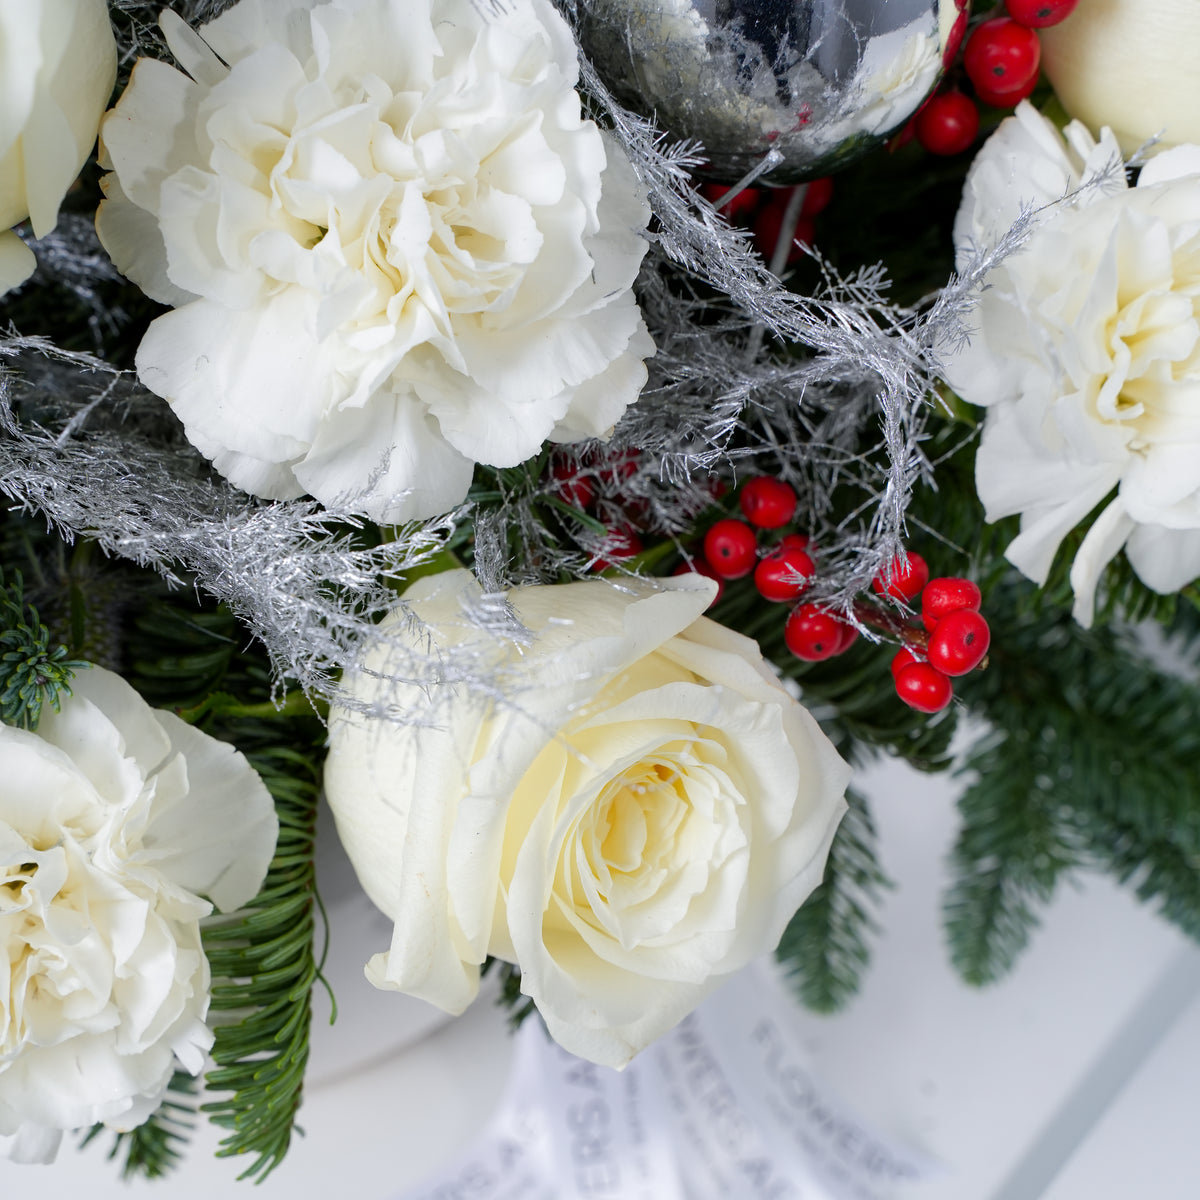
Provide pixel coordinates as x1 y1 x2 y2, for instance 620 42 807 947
179 690 326 724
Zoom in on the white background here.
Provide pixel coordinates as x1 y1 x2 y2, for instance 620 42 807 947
5 755 1199 1199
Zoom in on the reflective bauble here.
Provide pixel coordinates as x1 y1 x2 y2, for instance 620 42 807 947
580 0 963 182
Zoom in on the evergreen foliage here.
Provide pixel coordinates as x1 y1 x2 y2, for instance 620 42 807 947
775 789 891 1011
124 595 329 1182
200 736 327 1181
0 567 86 730
945 582 1200 983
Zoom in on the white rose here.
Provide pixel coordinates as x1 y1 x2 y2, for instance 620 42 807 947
0 0 117 295
324 571 849 1068
942 102 1200 626
0 666 277 1163
96 0 654 523
1040 0 1200 155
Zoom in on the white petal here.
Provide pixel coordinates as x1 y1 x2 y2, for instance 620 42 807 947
0 228 35 295
0 1123 62 1165
135 295 334 481
1069 498 1136 627
296 389 476 520
1126 524 1200 595
140 710 277 912
100 57 198 216
95 174 196 307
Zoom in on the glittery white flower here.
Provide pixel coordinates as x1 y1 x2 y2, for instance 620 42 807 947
943 102 1200 625
0 667 276 1163
97 0 654 522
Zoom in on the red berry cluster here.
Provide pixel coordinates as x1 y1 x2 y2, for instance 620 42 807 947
913 0 1079 158
700 177 834 267
679 484 990 717
679 476 860 660
873 555 990 713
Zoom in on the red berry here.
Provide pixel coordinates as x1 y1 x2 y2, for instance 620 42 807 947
701 183 762 222
784 605 843 662
552 459 595 509
895 663 954 714
917 91 979 156
890 646 921 681
754 539 816 602
800 176 834 218
833 622 859 655
941 11 969 69
927 610 991 676
1004 0 1078 28
872 551 929 602
921 577 982 632
703 518 758 579
740 476 797 529
974 71 1039 110
673 558 725 606
963 18 1041 104
591 526 642 571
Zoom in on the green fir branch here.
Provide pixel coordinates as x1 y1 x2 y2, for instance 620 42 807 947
0 567 87 730
1075 812 1200 943
776 788 892 1012
118 593 330 1182
199 737 328 1181
942 572 1200 984
942 729 1080 986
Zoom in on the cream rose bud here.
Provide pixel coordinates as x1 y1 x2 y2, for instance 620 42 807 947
0 0 117 295
0 666 277 1163
96 0 654 524
1040 0 1200 155
324 571 850 1068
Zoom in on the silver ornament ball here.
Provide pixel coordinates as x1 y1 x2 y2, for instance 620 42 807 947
580 0 961 183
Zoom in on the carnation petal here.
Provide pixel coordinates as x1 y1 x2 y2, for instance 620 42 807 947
0 1123 62 1165
1126 523 1200 594
1068 498 1136 627
297 390 476 520
99 58 197 216
137 295 332 467
40 666 172 787
1138 144 1200 188
96 175 196 307
549 318 654 442
140 711 277 912
160 10 230 88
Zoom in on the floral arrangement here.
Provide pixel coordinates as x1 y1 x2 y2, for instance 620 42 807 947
3 0 1200 1184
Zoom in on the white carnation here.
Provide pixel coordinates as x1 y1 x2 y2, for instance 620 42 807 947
0 667 277 1163
943 102 1200 625
96 0 654 522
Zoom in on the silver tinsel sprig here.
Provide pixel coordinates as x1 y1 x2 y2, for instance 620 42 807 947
0 336 473 715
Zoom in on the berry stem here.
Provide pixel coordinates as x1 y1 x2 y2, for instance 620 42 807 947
850 600 990 670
